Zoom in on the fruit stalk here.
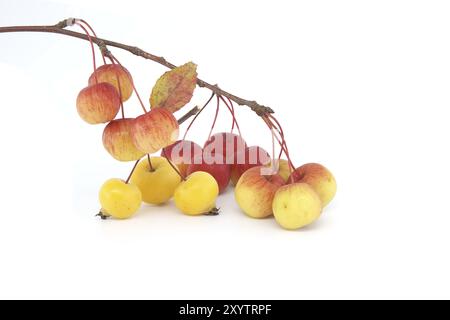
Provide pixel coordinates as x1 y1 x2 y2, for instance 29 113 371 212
0 19 274 116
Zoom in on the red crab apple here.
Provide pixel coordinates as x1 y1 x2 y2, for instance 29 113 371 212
234 166 285 218
89 64 133 102
204 132 247 165
288 163 337 208
131 108 179 154
230 146 271 185
102 118 145 161
186 152 231 193
76 82 121 124
162 140 203 177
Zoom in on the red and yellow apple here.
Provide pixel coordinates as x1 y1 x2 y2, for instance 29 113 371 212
162 140 202 177
89 64 133 102
289 163 336 207
272 183 322 230
204 132 247 164
102 118 145 161
234 166 285 218
230 146 271 185
131 108 179 154
76 82 121 124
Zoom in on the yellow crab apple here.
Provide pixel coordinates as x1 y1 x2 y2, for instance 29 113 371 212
272 183 322 230
130 157 181 205
234 166 285 219
289 163 337 207
89 64 133 101
99 178 142 219
131 108 179 154
174 171 219 216
102 118 145 161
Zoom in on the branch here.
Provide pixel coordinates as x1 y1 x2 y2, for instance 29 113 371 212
0 18 274 116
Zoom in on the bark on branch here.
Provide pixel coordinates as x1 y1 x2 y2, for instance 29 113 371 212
0 19 274 116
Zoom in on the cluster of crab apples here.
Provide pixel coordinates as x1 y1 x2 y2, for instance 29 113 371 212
76 60 336 230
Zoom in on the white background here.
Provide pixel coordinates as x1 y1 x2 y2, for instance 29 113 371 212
0 0 449 299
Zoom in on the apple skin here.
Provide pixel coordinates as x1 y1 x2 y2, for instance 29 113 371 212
272 183 322 230
130 157 181 204
230 146 271 186
99 178 142 219
277 159 292 182
174 171 219 216
203 132 247 165
89 64 133 102
162 140 203 177
102 118 145 161
131 108 179 154
186 153 231 193
234 166 285 218
288 163 337 207
76 83 121 124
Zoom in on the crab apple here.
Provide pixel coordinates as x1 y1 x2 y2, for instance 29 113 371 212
234 166 285 219
203 132 247 164
76 83 121 124
272 183 322 230
186 153 231 193
130 157 181 205
276 159 292 182
230 146 271 185
99 178 142 219
289 163 337 208
102 118 145 161
131 108 179 154
162 140 202 177
174 171 219 216
89 64 133 102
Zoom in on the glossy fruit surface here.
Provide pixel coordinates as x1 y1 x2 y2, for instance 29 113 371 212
289 163 336 207
99 178 142 219
130 157 181 204
76 83 121 124
273 183 322 230
102 118 145 161
131 108 179 154
174 171 219 215
89 64 133 101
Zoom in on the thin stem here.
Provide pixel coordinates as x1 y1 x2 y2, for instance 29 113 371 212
74 22 98 84
162 149 185 181
78 19 107 64
0 20 274 116
183 92 215 140
219 95 243 138
207 95 221 140
267 114 295 172
263 116 295 171
109 54 148 113
106 56 125 118
227 97 236 133
147 154 154 172
125 160 140 184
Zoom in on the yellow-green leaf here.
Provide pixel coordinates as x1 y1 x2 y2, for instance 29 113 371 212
150 62 197 112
